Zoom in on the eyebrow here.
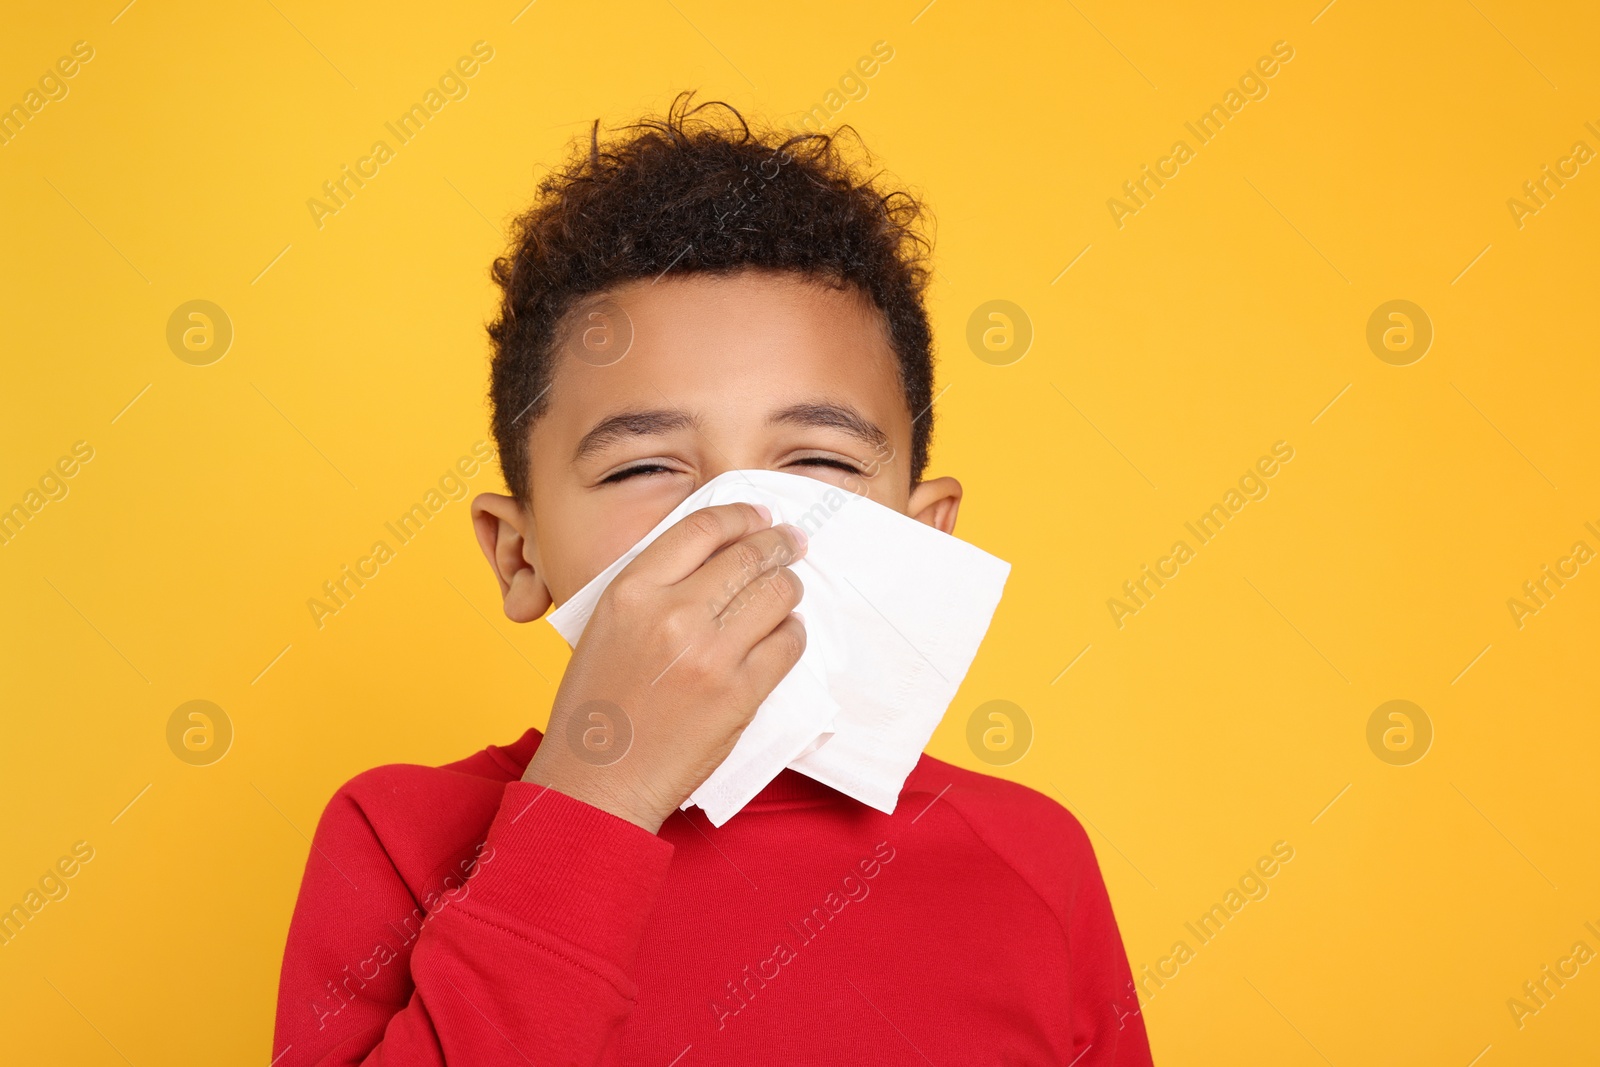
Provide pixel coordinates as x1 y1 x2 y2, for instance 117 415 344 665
769 401 889 450
572 408 698 463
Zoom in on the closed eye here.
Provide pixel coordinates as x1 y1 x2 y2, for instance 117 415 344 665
601 456 862 484
789 457 861 474
599 463 676 484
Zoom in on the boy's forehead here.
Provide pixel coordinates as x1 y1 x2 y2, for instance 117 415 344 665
582 269 885 350
538 271 908 444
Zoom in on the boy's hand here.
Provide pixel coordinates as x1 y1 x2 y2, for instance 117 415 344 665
522 502 808 833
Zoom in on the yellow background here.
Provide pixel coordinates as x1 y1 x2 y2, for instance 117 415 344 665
2 1 1597 1063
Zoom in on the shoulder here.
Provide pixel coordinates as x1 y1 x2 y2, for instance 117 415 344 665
312 729 543 887
903 752 1094 852
901 753 1104 912
331 728 533 810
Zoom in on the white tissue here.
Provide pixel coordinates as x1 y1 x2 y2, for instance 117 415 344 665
545 469 1010 826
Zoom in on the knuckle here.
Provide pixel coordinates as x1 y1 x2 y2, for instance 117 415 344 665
674 648 710 682
684 640 725 679
762 569 796 604
682 510 725 543
730 540 766 574
778 567 803 603
772 537 799 566
606 574 648 610
777 621 806 662
657 607 698 647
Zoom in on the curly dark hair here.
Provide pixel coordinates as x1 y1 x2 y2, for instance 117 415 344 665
485 91 937 504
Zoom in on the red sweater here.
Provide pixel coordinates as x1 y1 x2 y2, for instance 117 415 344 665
273 728 1154 1065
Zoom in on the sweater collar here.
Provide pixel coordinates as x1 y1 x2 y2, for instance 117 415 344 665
491 727 852 809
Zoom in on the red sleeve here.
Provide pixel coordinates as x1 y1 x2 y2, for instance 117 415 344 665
1061 822 1154 1066
272 777 675 1066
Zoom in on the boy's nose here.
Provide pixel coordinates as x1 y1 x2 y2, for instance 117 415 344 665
693 448 758 487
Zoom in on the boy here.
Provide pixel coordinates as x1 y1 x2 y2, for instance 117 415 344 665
274 93 1154 1065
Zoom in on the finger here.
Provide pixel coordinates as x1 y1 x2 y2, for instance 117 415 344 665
623 502 772 587
740 612 807 699
711 563 803 642
685 525 808 618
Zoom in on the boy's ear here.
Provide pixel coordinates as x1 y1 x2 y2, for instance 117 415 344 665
905 476 962 535
470 492 552 623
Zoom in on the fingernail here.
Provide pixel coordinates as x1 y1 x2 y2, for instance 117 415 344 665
752 503 772 524
785 523 808 551
791 611 805 624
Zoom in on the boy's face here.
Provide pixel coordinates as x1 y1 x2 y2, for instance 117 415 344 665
472 268 961 622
